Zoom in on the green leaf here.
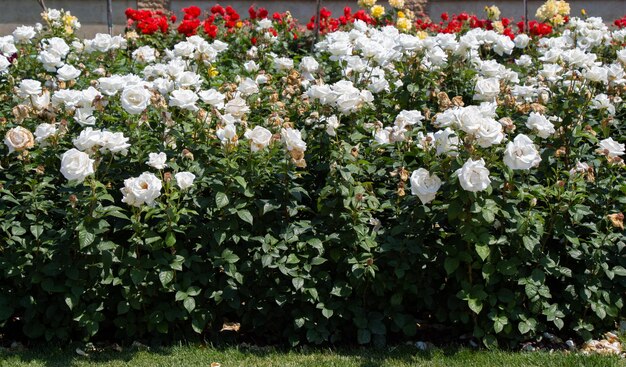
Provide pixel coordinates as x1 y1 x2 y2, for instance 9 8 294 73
159 271 174 287
78 229 95 249
475 244 490 261
357 328 371 344
165 232 176 247
233 176 247 189
444 257 459 275
216 192 229 209
468 298 483 314
613 266 626 277
30 224 43 239
292 277 304 290
183 297 196 313
237 209 253 225
192 314 206 334
222 250 239 264
322 308 334 319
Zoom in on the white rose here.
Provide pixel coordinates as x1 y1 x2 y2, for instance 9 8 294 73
325 115 340 137
98 75 125 96
224 96 250 118
86 33 113 53
244 126 272 152
410 168 442 204
146 152 167 169
583 66 608 84
0 55 10 73
473 77 500 101
121 172 162 207
4 126 34 153
45 9 61 21
598 137 625 158
526 112 555 138
569 161 590 176
60 148 95 182
169 89 199 112
17 79 42 98
173 41 195 58
175 172 196 190
238 77 259 96
37 51 63 73
394 110 424 129
216 124 238 146
31 90 50 110
274 57 294 71
74 107 96 127
51 90 80 108
434 128 459 156
307 85 336 105
458 106 484 134
514 34 530 48
617 49 626 65
199 89 225 109
176 71 201 89
300 56 319 72
455 158 491 192
374 128 391 144
255 74 269 85
73 127 102 151
132 45 157 63
34 123 57 143
44 37 70 57
100 131 130 155
503 134 542 170
121 85 151 114
244 60 259 73
12 26 36 43
475 118 504 148
281 127 307 152
56 64 81 81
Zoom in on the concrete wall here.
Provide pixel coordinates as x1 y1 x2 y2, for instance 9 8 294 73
0 0 623 37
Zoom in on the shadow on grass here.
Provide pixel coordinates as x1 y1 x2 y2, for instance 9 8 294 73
0 343 622 367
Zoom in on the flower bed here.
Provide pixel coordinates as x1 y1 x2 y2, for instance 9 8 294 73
0 1 625 347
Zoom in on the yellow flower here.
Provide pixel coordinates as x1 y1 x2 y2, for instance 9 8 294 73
552 14 565 25
389 0 405 9
358 0 377 8
492 20 504 33
209 67 219 77
371 5 385 18
397 11 406 19
396 17 412 32
581 8 587 16
484 5 501 20
417 31 428 40
236 21 243 28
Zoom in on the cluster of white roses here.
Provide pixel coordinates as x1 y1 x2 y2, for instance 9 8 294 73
1 9 625 211
311 16 624 205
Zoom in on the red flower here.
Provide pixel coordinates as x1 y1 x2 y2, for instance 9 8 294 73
320 7 332 19
258 8 268 19
344 7 352 17
204 20 218 38
441 12 449 21
183 6 201 19
178 18 200 36
251 37 257 45
248 6 257 19
211 5 225 16
273 12 282 21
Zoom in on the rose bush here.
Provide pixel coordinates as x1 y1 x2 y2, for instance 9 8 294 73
0 2 625 348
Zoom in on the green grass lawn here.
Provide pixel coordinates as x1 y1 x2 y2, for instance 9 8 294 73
1 345 624 367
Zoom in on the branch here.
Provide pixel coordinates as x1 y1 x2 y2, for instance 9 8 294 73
35 0 47 12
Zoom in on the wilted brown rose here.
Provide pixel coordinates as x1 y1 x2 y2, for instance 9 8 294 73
4 126 34 153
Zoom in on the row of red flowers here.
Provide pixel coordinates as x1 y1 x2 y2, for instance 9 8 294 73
125 4 625 40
